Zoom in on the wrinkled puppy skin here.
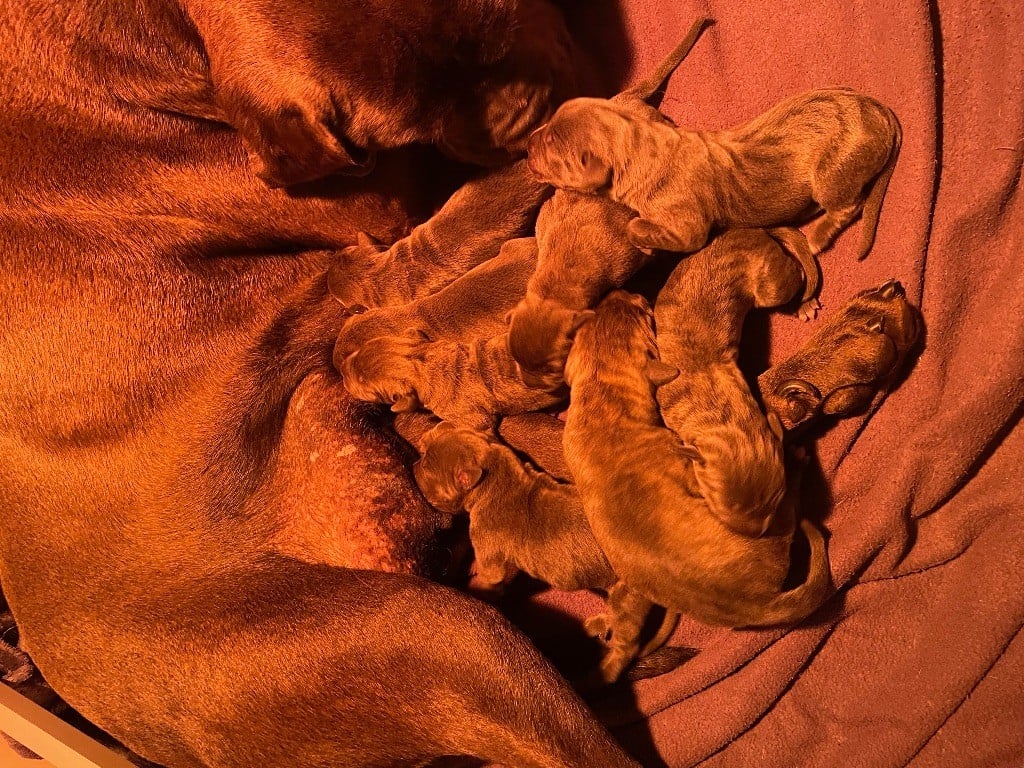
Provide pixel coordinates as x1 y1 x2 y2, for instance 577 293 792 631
340 331 564 433
328 161 549 311
759 279 922 431
506 190 656 389
654 228 810 538
528 69 901 260
333 236 537 366
563 291 831 629
413 423 675 685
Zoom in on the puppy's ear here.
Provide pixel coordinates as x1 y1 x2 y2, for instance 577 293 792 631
454 463 484 493
569 310 597 337
390 392 421 413
416 420 455 452
821 384 876 417
404 328 431 343
645 360 680 387
356 231 383 248
504 309 515 325
775 379 822 426
677 442 704 464
579 151 613 189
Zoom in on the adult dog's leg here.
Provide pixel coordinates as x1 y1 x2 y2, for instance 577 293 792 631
327 161 548 310
64 563 639 768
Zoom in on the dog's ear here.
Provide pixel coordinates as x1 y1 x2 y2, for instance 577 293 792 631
390 392 421 413
676 441 704 464
775 378 822 426
645 359 680 387
504 309 515 325
569 310 597 337
403 328 431 343
578 151 613 190
454 465 484 492
416 420 455 452
234 99 377 188
821 383 876 417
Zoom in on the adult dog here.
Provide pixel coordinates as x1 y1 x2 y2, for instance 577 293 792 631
0 1 639 766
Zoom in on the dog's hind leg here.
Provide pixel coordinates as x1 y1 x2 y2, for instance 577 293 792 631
68 561 638 768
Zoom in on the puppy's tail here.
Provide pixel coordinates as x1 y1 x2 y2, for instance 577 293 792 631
621 16 713 103
737 519 832 627
857 111 903 261
624 610 697 682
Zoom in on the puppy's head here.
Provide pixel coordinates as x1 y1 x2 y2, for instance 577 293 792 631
413 423 495 513
339 332 428 412
506 296 592 391
762 279 922 430
564 290 678 389
432 0 580 165
526 99 618 191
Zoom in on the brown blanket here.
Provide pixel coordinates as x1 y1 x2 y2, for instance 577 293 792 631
521 1 1024 765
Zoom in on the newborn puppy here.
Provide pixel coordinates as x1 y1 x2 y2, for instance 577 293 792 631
328 161 549 311
563 291 830 628
529 54 901 260
340 331 563 432
333 236 537 367
506 191 652 390
760 279 922 430
654 228 811 538
413 423 675 684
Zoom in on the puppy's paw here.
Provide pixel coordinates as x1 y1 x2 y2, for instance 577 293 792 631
583 613 612 643
466 573 506 602
797 297 822 322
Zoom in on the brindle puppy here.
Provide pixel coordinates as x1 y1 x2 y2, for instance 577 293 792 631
528 72 901 260
333 236 537 366
760 279 922 430
505 191 649 390
654 228 812 538
563 291 830 628
340 331 563 432
413 423 679 684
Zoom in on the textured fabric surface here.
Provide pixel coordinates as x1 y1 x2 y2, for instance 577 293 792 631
530 1 1024 765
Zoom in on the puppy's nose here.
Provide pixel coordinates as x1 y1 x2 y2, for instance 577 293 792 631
877 279 905 300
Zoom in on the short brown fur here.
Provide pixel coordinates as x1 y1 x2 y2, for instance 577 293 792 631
563 291 831 628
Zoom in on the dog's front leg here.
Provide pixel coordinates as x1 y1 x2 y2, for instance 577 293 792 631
328 160 547 310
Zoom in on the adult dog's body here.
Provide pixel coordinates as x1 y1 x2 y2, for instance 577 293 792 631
0 2 639 766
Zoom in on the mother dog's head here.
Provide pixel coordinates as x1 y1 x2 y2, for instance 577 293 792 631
174 0 582 186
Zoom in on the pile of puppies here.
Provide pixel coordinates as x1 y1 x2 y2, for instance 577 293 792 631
332 18 920 685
